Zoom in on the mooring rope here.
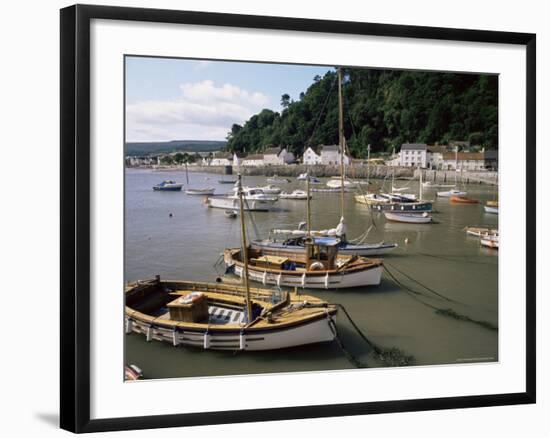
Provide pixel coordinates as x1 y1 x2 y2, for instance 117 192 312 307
382 265 498 332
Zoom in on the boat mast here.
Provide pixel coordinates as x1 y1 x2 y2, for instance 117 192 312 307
338 67 345 219
306 169 311 236
391 147 395 192
184 161 189 185
237 174 253 323
366 144 371 194
419 166 423 201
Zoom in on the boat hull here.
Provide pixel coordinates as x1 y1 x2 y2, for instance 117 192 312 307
232 263 383 289
384 212 432 223
153 185 183 191
437 190 467 197
207 197 275 211
369 202 432 213
450 196 478 204
126 314 336 351
484 206 499 214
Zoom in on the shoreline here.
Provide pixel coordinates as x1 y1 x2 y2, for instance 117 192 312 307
126 164 498 185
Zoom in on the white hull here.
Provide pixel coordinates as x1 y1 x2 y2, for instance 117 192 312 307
233 264 383 289
207 197 275 211
384 212 432 223
484 206 499 214
437 189 467 197
186 188 215 195
280 190 310 200
480 235 499 249
326 179 358 188
127 314 336 351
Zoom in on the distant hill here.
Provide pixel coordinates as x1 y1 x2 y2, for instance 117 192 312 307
125 140 226 156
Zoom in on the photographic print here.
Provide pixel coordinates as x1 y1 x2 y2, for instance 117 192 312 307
123 56 499 381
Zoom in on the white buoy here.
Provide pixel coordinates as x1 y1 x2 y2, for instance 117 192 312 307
146 325 153 342
172 329 179 347
125 318 133 334
203 331 211 349
405 237 410 244
239 331 246 350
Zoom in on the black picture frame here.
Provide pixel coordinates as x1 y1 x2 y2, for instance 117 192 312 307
60 4 536 433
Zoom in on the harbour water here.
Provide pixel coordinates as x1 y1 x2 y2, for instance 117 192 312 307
125 169 498 379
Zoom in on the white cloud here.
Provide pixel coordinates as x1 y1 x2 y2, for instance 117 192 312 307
126 80 270 142
193 60 212 71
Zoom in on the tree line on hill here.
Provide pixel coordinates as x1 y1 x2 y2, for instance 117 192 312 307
225 68 498 158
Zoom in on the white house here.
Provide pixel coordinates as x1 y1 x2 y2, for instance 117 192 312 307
262 147 295 165
320 145 351 166
302 146 322 165
399 143 428 168
442 152 485 171
232 152 246 167
207 152 233 166
426 146 448 170
241 154 265 167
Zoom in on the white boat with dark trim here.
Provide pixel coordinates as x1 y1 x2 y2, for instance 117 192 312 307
437 188 467 198
384 211 433 224
207 188 278 211
186 187 215 196
152 180 183 191
465 226 498 237
279 190 311 200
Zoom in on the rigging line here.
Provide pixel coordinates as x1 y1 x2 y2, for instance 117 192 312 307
305 75 338 147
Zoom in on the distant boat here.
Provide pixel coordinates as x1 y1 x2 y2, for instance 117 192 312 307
484 200 498 214
480 234 499 249
326 178 357 189
422 181 455 188
279 190 311 200
311 187 350 193
218 178 237 184
267 176 290 184
224 209 237 218
153 180 183 191
369 201 433 213
465 226 498 237
207 188 278 211
437 188 467 198
384 211 433 224
186 187 215 196
298 173 322 184
450 196 478 204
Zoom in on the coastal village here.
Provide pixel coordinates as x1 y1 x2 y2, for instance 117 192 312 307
126 141 498 173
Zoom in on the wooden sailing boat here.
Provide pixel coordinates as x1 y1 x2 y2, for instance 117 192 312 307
125 174 337 351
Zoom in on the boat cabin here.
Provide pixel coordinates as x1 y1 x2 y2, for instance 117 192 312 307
304 237 340 271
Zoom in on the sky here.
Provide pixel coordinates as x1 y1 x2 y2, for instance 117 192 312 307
125 57 332 142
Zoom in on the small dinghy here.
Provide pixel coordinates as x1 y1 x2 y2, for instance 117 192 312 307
384 211 432 224
465 226 498 237
484 201 498 214
224 209 237 218
450 195 478 204
437 188 467 198
279 190 311 200
267 176 290 184
480 234 499 249
186 187 215 196
153 180 183 191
